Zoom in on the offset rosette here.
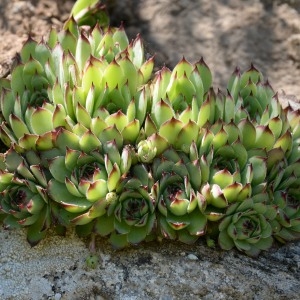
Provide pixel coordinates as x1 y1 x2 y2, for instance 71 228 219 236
48 142 132 226
196 122 255 220
218 194 277 256
141 91 218 157
152 148 207 244
93 164 156 248
270 191 300 243
48 20 153 120
142 58 214 155
0 148 54 245
226 64 286 125
151 57 212 111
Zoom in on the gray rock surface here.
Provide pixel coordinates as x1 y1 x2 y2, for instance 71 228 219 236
0 228 299 299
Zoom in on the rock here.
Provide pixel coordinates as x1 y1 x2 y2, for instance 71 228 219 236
0 228 299 299
187 254 198 261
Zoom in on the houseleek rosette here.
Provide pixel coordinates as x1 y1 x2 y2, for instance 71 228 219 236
142 90 219 156
151 57 212 112
152 148 207 244
47 142 132 227
266 134 300 243
218 194 277 256
0 148 53 245
93 163 156 248
226 64 284 124
270 191 300 243
0 17 153 152
141 58 214 154
195 121 260 221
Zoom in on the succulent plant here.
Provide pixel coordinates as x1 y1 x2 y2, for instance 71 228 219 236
47 137 133 225
151 57 212 111
218 195 277 257
0 17 153 153
152 148 207 244
0 148 54 245
0 6 299 257
93 163 157 249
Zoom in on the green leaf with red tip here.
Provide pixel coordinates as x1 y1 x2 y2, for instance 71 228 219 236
55 128 80 151
152 67 171 104
65 177 82 197
130 35 144 68
255 125 275 151
52 104 67 128
166 213 190 231
26 194 45 215
197 97 211 128
152 99 174 127
195 58 212 94
238 118 256 149
99 125 123 149
212 128 228 151
212 170 234 189
49 179 92 213
86 179 108 202
267 147 285 171
107 163 121 192
103 60 125 90
159 117 183 146
76 103 92 129
145 115 158 137
30 107 53 135
20 37 38 62
79 130 101 152
167 74 196 106
273 130 292 153
90 116 107 137
105 110 127 132
76 33 91 72
168 198 190 216
119 56 138 94
267 116 282 140
36 131 55 151
139 56 154 83
9 114 30 139
223 182 243 203
175 120 199 151
122 120 140 144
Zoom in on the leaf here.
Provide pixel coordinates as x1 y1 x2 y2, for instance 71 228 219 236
30 107 53 135
218 230 234 250
94 214 114 236
49 180 92 213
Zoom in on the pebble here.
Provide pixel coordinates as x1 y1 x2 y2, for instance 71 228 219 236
187 254 198 261
54 293 62 300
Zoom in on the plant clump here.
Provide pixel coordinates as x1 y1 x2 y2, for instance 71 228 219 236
0 9 299 256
